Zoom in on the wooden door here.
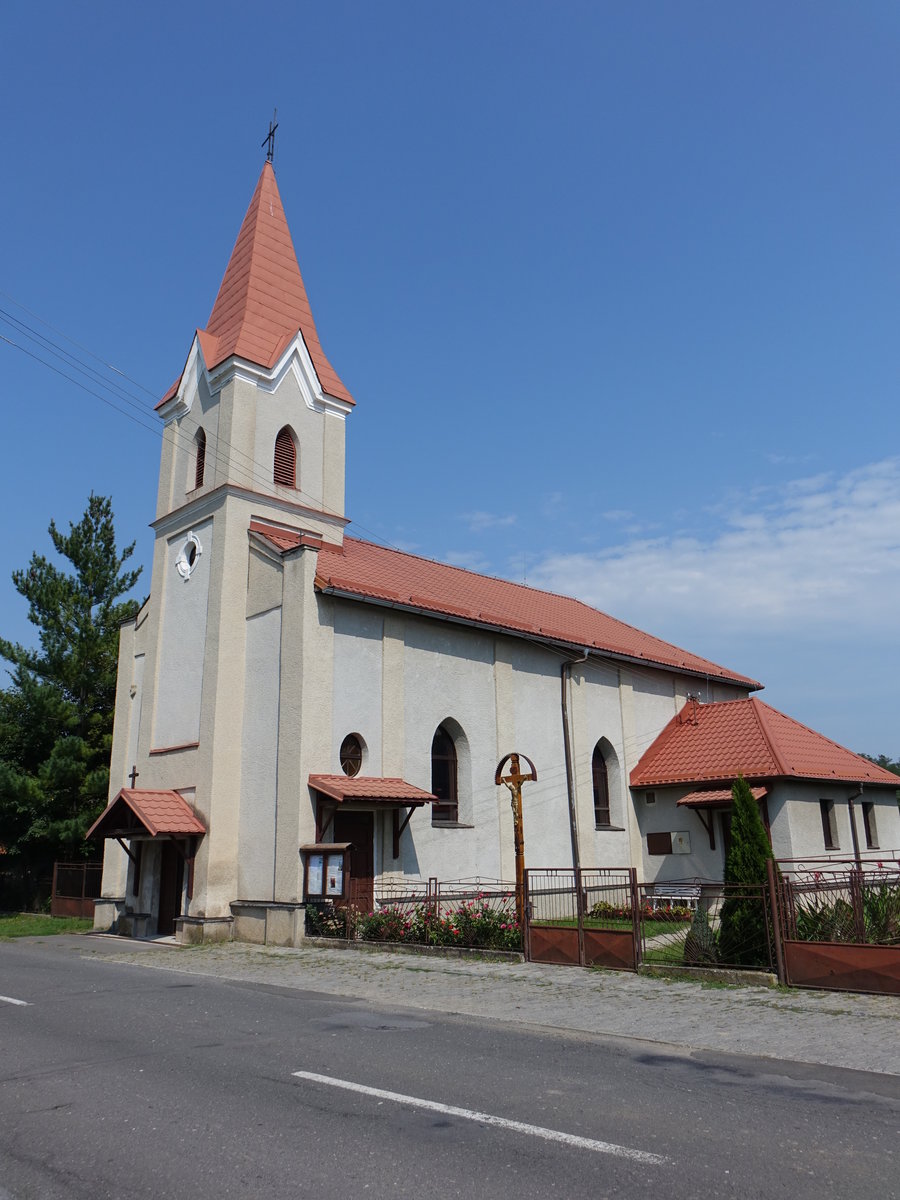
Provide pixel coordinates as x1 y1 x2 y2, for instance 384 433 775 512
157 840 184 936
333 811 374 912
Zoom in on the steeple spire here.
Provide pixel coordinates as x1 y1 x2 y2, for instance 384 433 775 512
158 163 353 408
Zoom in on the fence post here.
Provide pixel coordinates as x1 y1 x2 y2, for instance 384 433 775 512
850 869 866 943
523 870 531 961
629 868 641 969
766 858 786 984
575 868 585 967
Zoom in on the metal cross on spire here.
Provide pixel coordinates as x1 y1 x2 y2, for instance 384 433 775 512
262 109 279 164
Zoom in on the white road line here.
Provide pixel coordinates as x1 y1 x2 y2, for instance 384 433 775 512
0 995 30 1007
292 1070 668 1165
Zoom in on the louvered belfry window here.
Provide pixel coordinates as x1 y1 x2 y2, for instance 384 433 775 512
274 426 296 487
194 428 206 490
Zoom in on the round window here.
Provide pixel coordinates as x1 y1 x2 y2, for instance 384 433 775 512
175 531 203 581
340 734 363 777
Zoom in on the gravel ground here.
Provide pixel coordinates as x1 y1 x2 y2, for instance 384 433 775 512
83 937 900 1076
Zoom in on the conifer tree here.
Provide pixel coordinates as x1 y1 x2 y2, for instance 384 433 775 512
717 774 774 966
0 495 141 877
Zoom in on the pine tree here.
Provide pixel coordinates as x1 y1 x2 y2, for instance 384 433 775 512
0 495 141 880
717 774 774 967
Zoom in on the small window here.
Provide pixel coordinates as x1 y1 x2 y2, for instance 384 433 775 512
592 742 611 827
340 734 363 778
820 799 838 850
274 426 296 487
194 428 206 490
862 802 878 849
431 725 458 824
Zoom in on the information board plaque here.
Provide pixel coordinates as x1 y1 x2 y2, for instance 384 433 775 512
326 854 344 897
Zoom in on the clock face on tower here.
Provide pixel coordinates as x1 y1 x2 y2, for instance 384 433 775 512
175 531 203 581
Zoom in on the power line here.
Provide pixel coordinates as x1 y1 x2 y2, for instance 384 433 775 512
0 294 752 698
0 300 404 552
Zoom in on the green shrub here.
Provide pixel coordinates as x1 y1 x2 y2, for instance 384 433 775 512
683 906 719 965
718 775 773 967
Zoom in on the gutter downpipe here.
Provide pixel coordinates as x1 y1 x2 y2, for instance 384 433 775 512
846 785 863 870
561 648 590 961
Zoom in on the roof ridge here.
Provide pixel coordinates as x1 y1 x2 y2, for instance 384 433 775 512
328 536 760 683
752 696 892 779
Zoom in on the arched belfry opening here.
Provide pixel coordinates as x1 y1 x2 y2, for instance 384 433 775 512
193 428 206 490
274 425 297 488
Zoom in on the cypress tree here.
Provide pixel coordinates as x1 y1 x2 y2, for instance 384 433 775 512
718 774 774 966
0 495 141 890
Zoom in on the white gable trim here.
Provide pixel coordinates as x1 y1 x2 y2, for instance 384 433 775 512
157 335 205 423
157 330 352 425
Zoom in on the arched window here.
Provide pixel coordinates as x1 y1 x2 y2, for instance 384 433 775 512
274 426 296 487
431 725 458 824
592 742 611 827
194 428 206 490
340 733 363 778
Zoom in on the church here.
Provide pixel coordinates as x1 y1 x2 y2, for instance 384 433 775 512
90 159 900 944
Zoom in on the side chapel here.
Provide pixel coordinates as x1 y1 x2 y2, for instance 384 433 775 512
90 161 900 943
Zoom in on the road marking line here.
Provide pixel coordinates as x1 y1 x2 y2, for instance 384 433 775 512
0 995 30 1007
292 1070 668 1165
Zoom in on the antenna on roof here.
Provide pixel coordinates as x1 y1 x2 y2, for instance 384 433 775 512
262 108 278 164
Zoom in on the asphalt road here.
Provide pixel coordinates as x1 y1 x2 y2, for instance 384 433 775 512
1 936 898 1199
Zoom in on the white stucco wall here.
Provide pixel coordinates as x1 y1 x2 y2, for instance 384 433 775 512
237 606 283 900
323 595 748 888
152 518 213 749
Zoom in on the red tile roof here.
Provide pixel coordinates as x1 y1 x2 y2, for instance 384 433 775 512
677 785 768 808
631 698 900 789
86 789 206 839
159 163 352 408
310 535 760 688
250 519 322 553
309 775 437 804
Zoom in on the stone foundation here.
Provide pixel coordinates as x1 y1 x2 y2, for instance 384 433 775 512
92 898 125 933
175 915 234 945
230 902 307 947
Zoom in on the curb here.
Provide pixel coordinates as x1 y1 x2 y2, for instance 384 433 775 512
638 963 779 988
302 937 525 964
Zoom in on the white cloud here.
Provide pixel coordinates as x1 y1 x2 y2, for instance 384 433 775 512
529 457 900 638
460 510 517 532
443 549 492 573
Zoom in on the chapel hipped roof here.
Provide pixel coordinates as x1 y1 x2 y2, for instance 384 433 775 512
158 162 352 407
631 697 900 789
250 520 760 687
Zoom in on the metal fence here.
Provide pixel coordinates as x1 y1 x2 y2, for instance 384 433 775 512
524 868 638 968
777 862 900 946
50 862 103 918
637 880 774 972
772 858 900 994
307 877 520 951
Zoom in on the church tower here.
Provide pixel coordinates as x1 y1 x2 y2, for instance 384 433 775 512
155 160 354 534
97 161 355 939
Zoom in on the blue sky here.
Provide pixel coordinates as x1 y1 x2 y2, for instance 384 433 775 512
1 2 898 754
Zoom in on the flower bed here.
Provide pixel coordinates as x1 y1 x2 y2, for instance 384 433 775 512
588 900 694 924
357 898 521 952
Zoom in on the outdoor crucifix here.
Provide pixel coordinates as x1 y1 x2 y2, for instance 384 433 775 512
495 752 538 933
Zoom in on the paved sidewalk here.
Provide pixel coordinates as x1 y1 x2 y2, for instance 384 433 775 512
85 938 900 1076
